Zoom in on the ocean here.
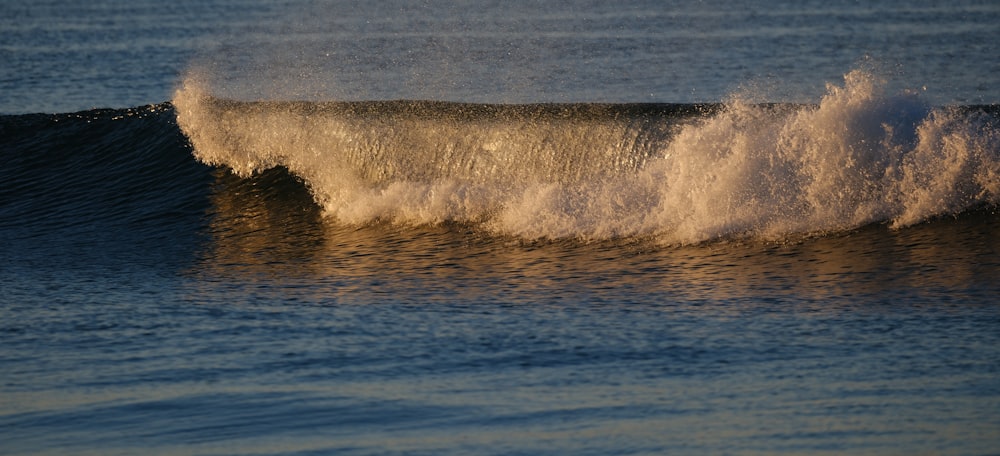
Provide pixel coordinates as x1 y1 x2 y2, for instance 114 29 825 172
2 1 1000 455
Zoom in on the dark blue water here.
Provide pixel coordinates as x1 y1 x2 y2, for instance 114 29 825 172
2 1 1000 455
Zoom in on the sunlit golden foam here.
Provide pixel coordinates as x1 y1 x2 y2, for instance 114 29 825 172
174 69 1000 244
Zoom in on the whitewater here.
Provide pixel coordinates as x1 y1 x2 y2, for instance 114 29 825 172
175 69 1000 243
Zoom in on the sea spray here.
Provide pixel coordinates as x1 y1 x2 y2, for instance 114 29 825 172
173 76 693 226
174 69 1000 243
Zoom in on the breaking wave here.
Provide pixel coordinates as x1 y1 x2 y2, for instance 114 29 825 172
173 69 1000 244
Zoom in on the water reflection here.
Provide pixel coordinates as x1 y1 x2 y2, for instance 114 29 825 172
190 168 1000 307
198 167 326 266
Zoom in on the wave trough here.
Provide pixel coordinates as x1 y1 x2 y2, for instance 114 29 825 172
173 69 1000 244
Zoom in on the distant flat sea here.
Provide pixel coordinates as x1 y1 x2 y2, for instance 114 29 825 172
2 1 999 455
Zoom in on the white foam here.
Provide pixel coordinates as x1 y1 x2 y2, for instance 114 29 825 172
174 69 1000 244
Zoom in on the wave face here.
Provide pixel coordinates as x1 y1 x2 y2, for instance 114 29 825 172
174 69 1000 243
0 105 215 269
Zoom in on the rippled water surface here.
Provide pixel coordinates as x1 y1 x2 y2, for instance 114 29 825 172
2 1 999 454
4 178 999 453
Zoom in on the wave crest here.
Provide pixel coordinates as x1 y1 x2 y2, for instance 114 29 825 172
173 69 999 243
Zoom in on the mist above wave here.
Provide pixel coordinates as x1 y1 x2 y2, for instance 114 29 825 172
174 69 999 244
